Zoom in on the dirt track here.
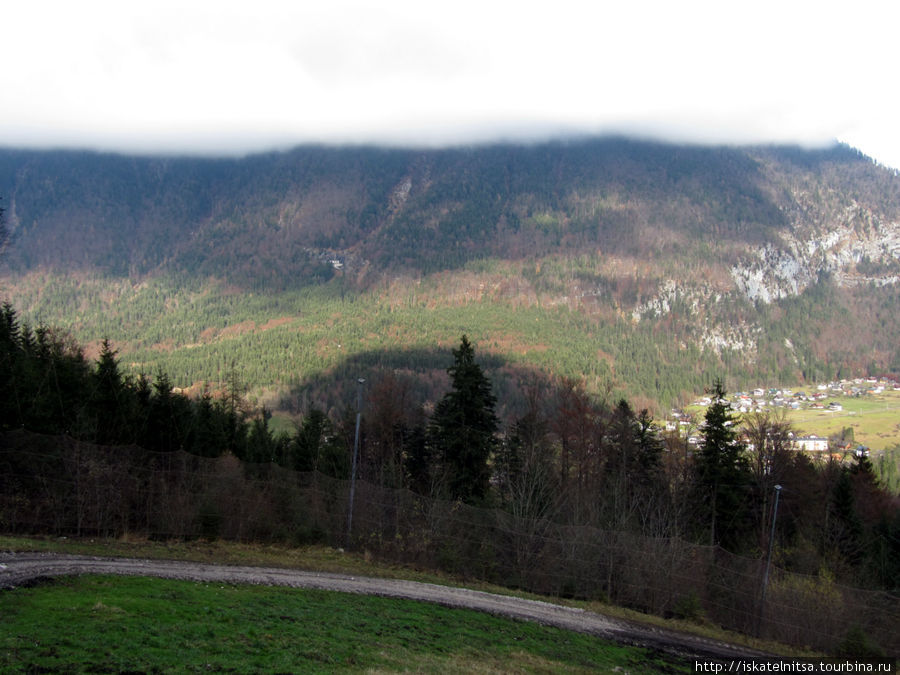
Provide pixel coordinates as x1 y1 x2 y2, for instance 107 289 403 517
0 551 771 662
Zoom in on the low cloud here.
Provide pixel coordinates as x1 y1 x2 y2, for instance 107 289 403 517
1 1 897 168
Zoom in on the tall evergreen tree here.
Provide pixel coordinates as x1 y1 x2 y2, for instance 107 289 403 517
288 409 345 476
192 387 227 458
428 335 498 503
223 363 249 456
605 399 639 528
607 399 638 483
145 371 191 452
244 407 276 464
692 378 753 550
634 408 665 490
23 324 90 436
92 338 129 444
605 400 666 531
828 467 864 566
0 303 22 430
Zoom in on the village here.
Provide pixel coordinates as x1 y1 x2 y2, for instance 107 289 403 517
669 377 900 460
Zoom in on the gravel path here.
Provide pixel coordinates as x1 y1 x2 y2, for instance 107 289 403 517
0 551 771 662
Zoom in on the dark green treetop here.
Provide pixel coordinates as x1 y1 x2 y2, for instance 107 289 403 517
428 335 499 503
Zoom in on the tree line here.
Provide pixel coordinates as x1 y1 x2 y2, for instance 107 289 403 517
1 302 897 592
11 245 900 424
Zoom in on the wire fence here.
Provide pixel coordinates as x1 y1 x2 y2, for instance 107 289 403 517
1 429 896 654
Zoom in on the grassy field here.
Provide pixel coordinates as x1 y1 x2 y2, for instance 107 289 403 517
685 389 900 451
0 536 807 672
682 388 900 492
2 575 686 673
786 390 900 451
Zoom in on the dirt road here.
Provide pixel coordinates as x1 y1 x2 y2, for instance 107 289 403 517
0 551 771 662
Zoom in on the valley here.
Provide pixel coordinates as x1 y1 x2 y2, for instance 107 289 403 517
1 138 899 421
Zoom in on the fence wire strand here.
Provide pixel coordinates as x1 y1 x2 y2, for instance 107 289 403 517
0 430 896 654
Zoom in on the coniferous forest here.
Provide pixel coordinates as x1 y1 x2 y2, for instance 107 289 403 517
2 140 900 415
1 140 900 655
2 302 898 654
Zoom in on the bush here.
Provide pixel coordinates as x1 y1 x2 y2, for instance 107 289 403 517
672 592 706 623
833 625 885 659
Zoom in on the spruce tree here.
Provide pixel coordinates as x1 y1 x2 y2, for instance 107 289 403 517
829 467 864 566
428 335 498 503
244 408 275 464
634 408 665 489
92 338 127 444
289 409 345 476
693 378 752 550
0 303 21 430
192 388 225 457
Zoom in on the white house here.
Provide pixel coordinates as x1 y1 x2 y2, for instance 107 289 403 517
794 435 829 453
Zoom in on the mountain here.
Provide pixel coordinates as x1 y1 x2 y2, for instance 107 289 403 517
1 138 899 416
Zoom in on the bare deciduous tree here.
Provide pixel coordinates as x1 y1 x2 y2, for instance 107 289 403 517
742 409 793 550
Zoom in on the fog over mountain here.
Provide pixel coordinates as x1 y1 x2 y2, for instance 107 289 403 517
2 2 898 169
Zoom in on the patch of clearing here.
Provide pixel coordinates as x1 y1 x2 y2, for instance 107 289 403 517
488 333 550 356
258 316 293 331
218 320 257 338
149 338 178 353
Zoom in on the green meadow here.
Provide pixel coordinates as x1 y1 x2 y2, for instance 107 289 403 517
786 389 900 451
686 389 900 451
0 574 688 674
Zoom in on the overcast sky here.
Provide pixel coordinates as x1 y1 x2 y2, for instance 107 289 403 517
2 0 898 168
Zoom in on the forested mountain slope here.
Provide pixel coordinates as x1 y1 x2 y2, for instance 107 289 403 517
1 138 898 414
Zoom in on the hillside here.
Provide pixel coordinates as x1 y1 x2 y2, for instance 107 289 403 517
1 138 899 415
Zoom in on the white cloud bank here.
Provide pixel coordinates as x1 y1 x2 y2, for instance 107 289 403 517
1 0 898 168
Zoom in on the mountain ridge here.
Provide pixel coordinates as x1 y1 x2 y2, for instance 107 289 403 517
2 137 898 413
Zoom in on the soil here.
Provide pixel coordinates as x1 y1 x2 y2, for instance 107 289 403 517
0 551 772 662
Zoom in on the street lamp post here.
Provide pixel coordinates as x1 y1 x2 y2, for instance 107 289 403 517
757 483 782 636
346 378 364 546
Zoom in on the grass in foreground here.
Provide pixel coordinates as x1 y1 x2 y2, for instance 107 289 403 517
0 575 689 673
0 535 810 659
